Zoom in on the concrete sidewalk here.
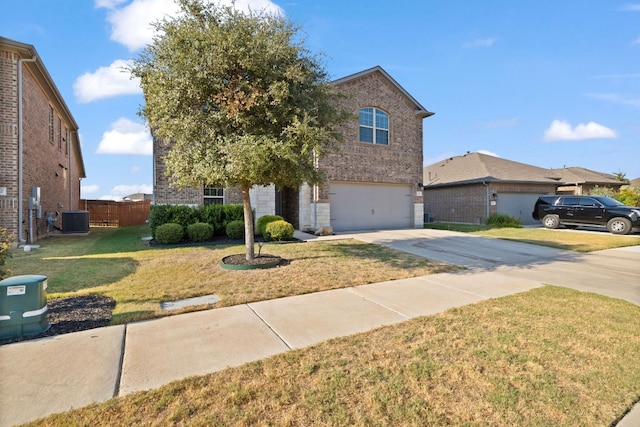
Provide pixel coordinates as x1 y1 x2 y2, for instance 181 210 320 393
1 229 638 426
0 270 544 426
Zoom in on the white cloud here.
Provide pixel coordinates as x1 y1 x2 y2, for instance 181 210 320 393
97 118 152 155
111 184 153 196
620 4 640 11
81 184 100 195
586 92 640 107
463 37 496 48
543 120 618 142
98 0 284 51
73 59 141 103
478 150 500 157
94 0 127 8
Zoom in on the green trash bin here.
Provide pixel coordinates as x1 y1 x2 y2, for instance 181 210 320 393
0 275 50 340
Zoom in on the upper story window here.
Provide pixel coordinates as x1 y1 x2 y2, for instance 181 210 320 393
359 107 389 145
204 185 224 205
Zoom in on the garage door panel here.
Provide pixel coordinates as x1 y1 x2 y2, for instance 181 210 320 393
330 183 412 231
497 193 541 225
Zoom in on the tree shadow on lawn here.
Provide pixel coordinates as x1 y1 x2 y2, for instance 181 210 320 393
41 257 140 293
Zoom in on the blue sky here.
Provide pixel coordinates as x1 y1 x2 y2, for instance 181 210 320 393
2 1 639 200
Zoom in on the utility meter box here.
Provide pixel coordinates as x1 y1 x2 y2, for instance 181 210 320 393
0 275 50 340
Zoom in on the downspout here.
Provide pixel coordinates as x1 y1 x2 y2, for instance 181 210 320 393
17 55 37 243
69 131 77 210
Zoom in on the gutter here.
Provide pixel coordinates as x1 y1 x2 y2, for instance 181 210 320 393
17 56 37 243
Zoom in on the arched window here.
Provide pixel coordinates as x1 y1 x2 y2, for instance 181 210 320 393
359 107 389 145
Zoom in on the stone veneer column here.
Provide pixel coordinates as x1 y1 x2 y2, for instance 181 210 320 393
249 185 275 223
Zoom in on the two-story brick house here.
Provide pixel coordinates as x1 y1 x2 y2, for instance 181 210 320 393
0 37 85 242
154 66 433 232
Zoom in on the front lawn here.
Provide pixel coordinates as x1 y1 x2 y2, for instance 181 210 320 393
8 225 457 324
29 286 640 426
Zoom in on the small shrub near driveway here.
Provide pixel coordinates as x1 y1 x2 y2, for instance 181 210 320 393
265 220 294 241
155 223 184 244
257 215 284 236
486 214 522 228
187 222 214 242
226 220 244 240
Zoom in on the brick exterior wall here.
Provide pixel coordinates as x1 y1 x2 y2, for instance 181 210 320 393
424 182 557 224
315 71 423 204
152 68 426 230
0 41 83 241
153 140 244 205
0 49 19 237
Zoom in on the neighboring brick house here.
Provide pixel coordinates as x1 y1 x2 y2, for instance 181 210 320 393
423 152 626 225
154 66 433 232
0 37 85 242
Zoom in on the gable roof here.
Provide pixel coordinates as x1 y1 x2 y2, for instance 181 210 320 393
423 152 626 188
551 167 627 186
0 36 85 178
423 152 561 187
630 178 640 188
332 66 434 119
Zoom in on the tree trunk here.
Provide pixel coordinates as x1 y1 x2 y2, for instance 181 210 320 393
242 187 255 261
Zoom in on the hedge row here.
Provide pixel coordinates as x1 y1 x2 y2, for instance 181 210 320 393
150 204 244 237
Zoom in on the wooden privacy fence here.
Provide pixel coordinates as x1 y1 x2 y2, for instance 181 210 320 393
81 199 151 227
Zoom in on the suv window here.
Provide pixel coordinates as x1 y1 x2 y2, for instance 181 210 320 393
578 197 599 207
559 197 580 206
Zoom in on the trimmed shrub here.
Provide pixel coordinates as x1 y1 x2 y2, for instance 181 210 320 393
226 220 245 240
486 214 523 228
155 223 184 244
187 222 214 242
265 220 294 241
150 204 245 237
257 215 284 236
0 228 13 280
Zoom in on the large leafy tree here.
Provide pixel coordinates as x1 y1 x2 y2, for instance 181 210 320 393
131 0 347 260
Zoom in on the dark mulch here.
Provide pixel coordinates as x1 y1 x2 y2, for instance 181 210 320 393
222 254 282 266
0 295 115 345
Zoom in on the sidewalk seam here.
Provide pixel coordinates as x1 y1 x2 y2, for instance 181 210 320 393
346 287 411 320
113 324 127 397
246 304 293 350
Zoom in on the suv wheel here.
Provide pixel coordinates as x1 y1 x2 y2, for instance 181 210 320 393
607 217 632 235
542 214 560 229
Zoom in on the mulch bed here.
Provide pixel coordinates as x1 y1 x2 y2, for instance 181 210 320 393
0 295 115 345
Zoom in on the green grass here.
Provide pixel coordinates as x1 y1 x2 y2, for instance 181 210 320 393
29 286 640 426
7 225 457 324
425 222 640 251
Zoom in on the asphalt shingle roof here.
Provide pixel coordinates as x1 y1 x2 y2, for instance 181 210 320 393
423 152 623 188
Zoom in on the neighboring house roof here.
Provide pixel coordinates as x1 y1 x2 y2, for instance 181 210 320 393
0 36 85 178
423 152 627 189
423 152 562 188
630 178 640 188
332 66 435 119
550 167 625 186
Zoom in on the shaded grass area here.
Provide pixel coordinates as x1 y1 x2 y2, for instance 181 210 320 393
8 225 458 324
425 222 640 251
30 286 640 426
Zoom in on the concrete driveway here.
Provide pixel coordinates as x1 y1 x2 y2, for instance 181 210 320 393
336 228 640 305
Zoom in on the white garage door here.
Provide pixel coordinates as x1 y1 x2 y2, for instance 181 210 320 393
497 193 541 226
329 183 413 232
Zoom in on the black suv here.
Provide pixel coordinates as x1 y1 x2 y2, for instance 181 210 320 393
532 195 640 235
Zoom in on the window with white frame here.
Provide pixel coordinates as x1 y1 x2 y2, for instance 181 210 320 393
359 107 389 145
204 186 224 204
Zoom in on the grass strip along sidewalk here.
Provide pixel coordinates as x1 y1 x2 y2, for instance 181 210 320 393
29 286 640 426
